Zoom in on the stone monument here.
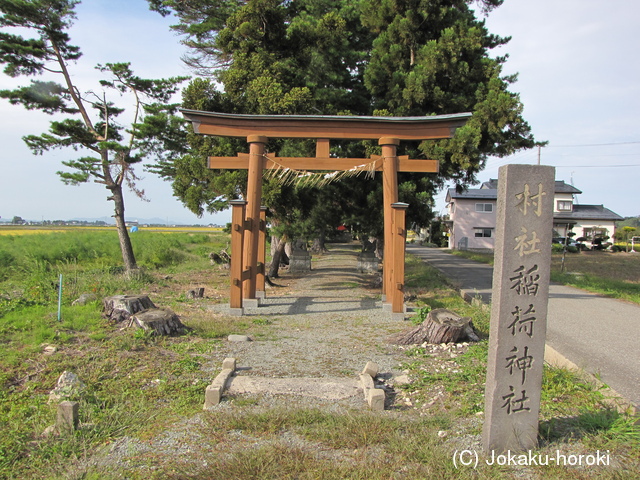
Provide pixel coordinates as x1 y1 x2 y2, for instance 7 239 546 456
288 240 312 273
483 164 555 453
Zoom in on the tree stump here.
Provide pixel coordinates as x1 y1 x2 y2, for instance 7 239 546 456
186 288 205 299
129 308 186 335
388 308 480 345
209 249 231 266
102 295 156 323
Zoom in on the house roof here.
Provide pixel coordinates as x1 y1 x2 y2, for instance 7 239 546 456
447 181 622 222
446 188 497 201
479 179 582 194
554 204 624 222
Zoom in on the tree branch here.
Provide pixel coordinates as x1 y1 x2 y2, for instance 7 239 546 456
50 41 102 140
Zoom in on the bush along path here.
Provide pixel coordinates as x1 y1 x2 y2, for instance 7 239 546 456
23 244 640 479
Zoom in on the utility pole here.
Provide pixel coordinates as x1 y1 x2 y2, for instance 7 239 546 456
537 145 541 165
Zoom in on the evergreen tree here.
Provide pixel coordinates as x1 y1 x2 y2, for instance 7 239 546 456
149 0 539 245
0 0 188 273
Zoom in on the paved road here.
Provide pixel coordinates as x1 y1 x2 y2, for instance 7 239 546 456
407 245 640 409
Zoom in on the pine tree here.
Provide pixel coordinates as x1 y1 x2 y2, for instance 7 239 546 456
0 0 188 273
149 0 539 243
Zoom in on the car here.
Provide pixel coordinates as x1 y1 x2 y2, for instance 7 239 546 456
552 237 576 246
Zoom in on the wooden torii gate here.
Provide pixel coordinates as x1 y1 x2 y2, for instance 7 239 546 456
181 109 471 316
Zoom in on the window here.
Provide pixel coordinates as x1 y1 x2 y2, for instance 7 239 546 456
474 228 492 238
557 200 573 212
475 203 493 213
583 227 608 240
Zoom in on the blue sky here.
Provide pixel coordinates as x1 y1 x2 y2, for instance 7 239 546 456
448 0 640 218
1 0 638 224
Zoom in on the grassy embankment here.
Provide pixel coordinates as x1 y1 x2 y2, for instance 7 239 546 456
448 248 640 305
0 230 637 478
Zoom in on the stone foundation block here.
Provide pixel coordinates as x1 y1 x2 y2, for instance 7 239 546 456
56 401 79 433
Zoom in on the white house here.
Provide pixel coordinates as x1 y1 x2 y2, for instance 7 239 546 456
444 179 623 250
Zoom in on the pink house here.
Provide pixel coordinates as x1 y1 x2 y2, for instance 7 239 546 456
444 179 622 251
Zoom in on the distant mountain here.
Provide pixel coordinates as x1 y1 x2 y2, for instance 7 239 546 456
618 216 640 228
70 216 186 225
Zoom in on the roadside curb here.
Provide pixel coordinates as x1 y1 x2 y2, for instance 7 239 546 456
456 287 637 416
543 344 637 416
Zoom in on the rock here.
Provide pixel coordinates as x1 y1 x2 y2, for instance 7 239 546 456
48 371 86 404
393 374 411 386
228 334 251 342
72 293 98 306
41 344 57 355
129 308 186 336
41 425 57 438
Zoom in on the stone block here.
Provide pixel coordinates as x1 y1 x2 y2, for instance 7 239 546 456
222 358 237 371
362 361 379 378
357 252 380 274
56 401 79 432
368 389 386 411
359 373 374 392
204 385 222 409
211 368 234 389
289 253 312 273
243 298 260 308
228 334 250 342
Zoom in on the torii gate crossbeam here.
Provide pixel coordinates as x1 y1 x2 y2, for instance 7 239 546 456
181 109 472 317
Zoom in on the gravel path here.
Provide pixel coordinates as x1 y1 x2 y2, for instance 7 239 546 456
211 243 409 382
76 244 422 477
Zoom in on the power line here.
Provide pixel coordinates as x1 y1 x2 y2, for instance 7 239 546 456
552 164 640 168
548 141 640 148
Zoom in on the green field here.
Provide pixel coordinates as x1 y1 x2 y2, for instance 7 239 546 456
450 249 640 305
0 231 637 479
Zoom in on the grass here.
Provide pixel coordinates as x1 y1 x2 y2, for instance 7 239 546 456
0 229 250 478
450 249 640 305
0 235 638 478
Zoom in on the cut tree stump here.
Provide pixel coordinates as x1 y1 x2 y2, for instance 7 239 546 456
186 288 205 299
102 295 156 323
129 308 186 336
388 308 480 345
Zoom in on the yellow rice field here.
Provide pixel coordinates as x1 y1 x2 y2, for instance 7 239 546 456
0 225 224 235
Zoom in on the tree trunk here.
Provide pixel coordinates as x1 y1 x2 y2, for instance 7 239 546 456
373 237 384 260
268 236 288 278
311 230 327 254
110 183 138 274
387 308 480 345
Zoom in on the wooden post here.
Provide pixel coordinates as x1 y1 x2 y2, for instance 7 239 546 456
256 206 267 299
380 138 399 304
391 203 409 316
230 200 247 315
243 136 267 301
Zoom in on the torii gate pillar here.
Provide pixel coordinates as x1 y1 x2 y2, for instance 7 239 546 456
243 136 267 303
380 138 400 305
